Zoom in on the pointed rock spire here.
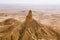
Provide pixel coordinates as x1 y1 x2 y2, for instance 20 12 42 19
26 10 32 21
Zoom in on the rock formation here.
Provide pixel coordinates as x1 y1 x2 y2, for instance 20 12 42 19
18 10 58 40
0 10 60 40
26 10 32 22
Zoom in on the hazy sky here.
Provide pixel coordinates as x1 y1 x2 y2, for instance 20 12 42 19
0 0 60 5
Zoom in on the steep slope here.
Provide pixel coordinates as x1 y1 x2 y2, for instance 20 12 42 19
18 10 58 40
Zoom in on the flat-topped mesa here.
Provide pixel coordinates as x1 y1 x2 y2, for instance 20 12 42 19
26 10 32 21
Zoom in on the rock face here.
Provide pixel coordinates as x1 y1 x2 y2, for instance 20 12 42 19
0 10 60 40
26 10 32 22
